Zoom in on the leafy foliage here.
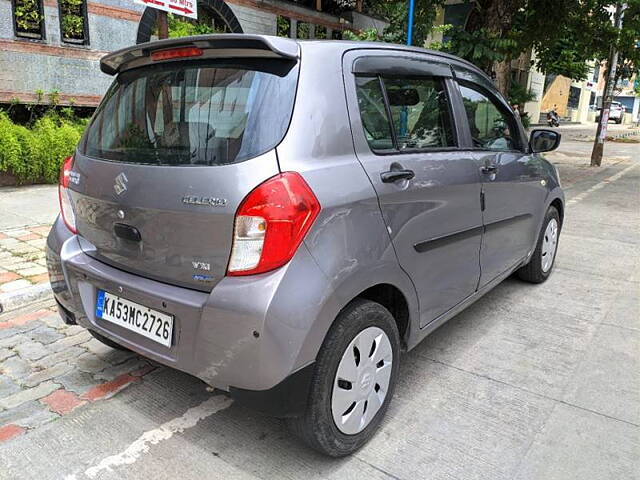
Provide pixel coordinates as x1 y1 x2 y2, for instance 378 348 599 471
60 0 85 40
367 0 444 46
277 16 291 37
0 111 86 184
13 0 43 36
342 28 381 41
167 13 219 37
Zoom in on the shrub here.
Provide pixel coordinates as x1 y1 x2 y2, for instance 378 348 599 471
0 111 86 184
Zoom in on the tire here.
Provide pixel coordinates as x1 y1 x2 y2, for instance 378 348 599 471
616 117 622 124
88 329 130 351
286 299 400 457
517 206 561 283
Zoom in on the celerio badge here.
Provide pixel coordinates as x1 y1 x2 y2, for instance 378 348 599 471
114 173 128 195
182 195 227 207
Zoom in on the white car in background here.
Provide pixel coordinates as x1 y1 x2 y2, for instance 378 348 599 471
596 101 626 124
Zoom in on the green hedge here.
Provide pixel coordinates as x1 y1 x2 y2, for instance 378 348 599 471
0 111 87 184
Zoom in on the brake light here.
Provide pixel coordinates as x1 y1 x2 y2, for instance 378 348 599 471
227 172 320 276
151 47 203 61
59 156 77 234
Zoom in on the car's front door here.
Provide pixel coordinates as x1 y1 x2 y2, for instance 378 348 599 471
343 51 483 327
454 76 548 286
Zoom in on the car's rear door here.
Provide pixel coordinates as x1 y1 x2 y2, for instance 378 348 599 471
69 46 299 292
343 50 483 327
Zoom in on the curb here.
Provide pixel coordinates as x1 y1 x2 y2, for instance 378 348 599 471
0 282 53 314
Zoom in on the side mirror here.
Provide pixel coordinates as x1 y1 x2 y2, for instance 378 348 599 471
529 129 561 153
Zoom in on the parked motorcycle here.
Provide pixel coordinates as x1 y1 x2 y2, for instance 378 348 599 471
547 109 560 127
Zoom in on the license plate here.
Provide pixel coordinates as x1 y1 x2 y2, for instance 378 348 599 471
95 290 174 347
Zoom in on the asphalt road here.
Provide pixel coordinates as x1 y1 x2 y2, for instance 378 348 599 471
0 133 639 480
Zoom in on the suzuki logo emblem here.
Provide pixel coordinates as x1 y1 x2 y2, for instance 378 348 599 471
114 173 128 195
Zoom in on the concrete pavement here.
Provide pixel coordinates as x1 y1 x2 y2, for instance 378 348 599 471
0 129 638 479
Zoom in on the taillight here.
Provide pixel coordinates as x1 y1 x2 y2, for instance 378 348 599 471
227 172 320 276
150 47 203 61
59 155 77 234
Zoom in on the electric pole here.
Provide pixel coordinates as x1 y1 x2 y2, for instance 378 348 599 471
591 2 626 167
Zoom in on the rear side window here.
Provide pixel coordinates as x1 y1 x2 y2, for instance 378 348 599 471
382 77 455 150
82 60 298 166
459 84 520 151
354 74 455 153
354 77 394 150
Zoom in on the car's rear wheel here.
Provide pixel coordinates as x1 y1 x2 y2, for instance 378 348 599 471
287 299 400 457
517 206 561 283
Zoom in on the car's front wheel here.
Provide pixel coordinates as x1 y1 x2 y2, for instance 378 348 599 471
287 299 400 457
517 206 561 283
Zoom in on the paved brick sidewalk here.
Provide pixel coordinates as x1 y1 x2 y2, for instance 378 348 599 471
0 225 52 294
0 305 157 443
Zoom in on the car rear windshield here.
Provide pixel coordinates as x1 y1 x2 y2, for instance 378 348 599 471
81 59 298 166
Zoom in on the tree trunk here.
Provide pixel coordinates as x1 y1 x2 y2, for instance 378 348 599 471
493 58 511 98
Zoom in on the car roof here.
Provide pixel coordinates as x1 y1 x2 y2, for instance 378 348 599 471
101 34 491 84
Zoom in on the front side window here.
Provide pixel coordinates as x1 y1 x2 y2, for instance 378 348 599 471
82 60 298 166
459 84 520 151
382 77 455 150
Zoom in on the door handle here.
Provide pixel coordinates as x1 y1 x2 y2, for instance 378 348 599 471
481 164 498 174
381 169 415 183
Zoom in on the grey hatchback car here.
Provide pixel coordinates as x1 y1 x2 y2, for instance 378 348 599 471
47 34 564 456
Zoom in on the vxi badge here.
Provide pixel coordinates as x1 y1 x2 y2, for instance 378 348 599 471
182 195 228 207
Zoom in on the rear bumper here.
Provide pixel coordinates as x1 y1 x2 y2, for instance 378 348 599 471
46 216 330 416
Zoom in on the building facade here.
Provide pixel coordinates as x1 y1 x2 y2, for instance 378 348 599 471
0 0 384 107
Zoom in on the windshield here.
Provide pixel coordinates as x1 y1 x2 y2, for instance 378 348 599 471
81 59 298 166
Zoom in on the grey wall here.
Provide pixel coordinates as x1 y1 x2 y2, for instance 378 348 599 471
228 3 276 36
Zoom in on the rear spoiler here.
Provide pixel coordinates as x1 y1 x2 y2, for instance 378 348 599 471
100 34 299 76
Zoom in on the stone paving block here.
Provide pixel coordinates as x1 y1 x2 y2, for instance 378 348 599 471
0 329 21 341
0 424 25 443
83 338 118 359
35 346 85 369
0 400 59 429
26 238 47 249
0 374 21 399
0 272 20 283
63 325 87 336
14 341 49 361
5 244 40 256
28 273 50 284
29 326 64 345
16 266 48 277
48 331 92 353
0 279 32 293
23 362 73 388
3 229 30 238
41 389 86 415
0 237 19 247
93 356 148 382
56 369 99 395
0 381 60 409
56 369 100 395
0 348 13 361
41 314 64 329
0 355 31 379
75 352 110 375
